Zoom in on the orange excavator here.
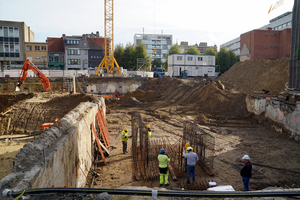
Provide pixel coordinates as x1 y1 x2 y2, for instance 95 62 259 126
16 59 51 92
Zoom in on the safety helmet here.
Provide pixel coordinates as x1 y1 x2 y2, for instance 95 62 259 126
185 143 190 148
147 125 150 129
187 147 192 151
242 155 250 160
160 148 165 154
124 128 128 132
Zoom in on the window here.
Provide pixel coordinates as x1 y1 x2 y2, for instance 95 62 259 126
67 40 80 45
177 56 182 61
35 46 40 51
35 56 40 62
49 56 53 62
278 25 282 29
15 43 19 52
187 57 193 61
4 27 8 37
265 46 268 48
27 45 32 51
14 28 19 37
9 27 13 37
198 57 203 61
42 56 47 62
68 59 81 65
265 33 269 35
0 27 3 37
85 59 87 64
10 43 14 52
85 50 87 55
271 33 277 36
91 56 93 58
67 49 80 55
283 23 286 28
60 56 64 62
287 21 292 26
41 46 46 51
0 42 3 52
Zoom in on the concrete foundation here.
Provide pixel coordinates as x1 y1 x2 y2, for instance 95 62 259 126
246 95 300 139
0 99 105 192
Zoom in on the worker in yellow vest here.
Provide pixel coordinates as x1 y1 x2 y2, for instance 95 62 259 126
121 128 129 154
183 143 193 172
147 125 151 138
158 148 170 186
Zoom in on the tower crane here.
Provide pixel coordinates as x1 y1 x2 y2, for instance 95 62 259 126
95 0 122 75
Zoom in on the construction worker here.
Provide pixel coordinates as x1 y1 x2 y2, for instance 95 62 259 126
182 147 199 185
158 148 170 186
183 143 193 172
147 125 151 138
240 155 253 191
121 128 129 154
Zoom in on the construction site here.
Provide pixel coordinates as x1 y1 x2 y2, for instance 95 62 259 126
1 0 300 199
0 56 300 199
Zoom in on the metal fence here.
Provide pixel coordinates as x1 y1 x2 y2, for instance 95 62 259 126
131 112 215 181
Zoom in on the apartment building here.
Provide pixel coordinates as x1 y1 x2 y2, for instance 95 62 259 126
168 54 215 77
62 34 89 70
0 20 34 70
87 38 104 69
134 33 172 63
25 42 48 69
47 37 65 70
180 41 217 54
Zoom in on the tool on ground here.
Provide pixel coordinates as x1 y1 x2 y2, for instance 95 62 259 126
42 118 59 130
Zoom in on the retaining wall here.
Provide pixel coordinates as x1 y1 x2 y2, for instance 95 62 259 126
0 99 105 193
246 95 300 139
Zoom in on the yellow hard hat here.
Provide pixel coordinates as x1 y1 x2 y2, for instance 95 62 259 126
147 125 150 129
185 143 190 148
124 128 128 132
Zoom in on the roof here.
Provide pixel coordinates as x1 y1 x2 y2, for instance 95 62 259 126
64 36 89 49
90 38 105 49
47 37 65 53
87 38 104 50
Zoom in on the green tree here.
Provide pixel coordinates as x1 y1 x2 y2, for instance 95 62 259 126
114 44 125 67
205 47 217 56
123 43 136 69
163 44 182 70
185 46 200 55
135 42 151 70
216 47 238 72
151 59 163 69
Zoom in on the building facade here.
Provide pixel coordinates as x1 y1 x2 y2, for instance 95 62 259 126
63 34 89 70
168 54 215 77
25 42 48 69
240 28 291 61
87 38 104 69
0 20 34 70
134 34 172 63
47 37 65 70
221 12 292 57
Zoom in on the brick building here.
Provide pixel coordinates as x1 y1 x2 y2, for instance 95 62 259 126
240 28 291 61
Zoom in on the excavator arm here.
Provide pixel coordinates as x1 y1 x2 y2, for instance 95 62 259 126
16 59 51 92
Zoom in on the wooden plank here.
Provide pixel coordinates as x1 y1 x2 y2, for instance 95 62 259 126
96 111 108 148
7 118 11 135
98 108 109 144
100 106 109 140
91 122 106 165
1 109 12 116
98 136 110 155
167 163 177 180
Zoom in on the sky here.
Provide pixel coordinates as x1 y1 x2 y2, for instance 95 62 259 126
0 0 294 50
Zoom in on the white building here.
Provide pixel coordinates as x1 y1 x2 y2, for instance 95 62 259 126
168 54 215 77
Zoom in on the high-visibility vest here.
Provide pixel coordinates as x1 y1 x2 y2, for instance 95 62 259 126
121 131 128 142
148 131 151 138
184 146 194 154
158 154 170 168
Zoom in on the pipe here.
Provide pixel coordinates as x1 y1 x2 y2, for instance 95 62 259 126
3 187 300 198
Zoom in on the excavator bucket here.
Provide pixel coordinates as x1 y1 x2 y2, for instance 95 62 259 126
15 81 22 92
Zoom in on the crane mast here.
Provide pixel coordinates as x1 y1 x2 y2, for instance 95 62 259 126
95 0 122 75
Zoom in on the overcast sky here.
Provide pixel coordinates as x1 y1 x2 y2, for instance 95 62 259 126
0 0 294 49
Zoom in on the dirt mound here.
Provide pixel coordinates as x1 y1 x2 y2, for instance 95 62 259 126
186 80 248 119
137 77 182 94
119 89 157 104
119 97 144 107
0 93 34 113
105 99 119 108
218 58 289 95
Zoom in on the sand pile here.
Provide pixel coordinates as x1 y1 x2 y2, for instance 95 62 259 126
119 97 144 107
105 99 119 108
137 77 182 94
0 93 34 113
218 58 289 95
119 89 157 104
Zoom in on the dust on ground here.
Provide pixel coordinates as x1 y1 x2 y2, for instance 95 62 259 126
87 58 300 191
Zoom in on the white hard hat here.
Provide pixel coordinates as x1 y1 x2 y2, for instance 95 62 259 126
242 155 250 160
187 147 192 151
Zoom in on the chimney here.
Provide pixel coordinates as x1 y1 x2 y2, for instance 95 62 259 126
62 34 66 37
82 34 86 39
96 31 99 38
268 27 272 31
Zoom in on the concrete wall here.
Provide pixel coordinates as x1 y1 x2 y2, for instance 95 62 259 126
0 99 105 192
246 95 300 140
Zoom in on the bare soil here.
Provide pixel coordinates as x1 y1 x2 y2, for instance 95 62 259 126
87 58 300 191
